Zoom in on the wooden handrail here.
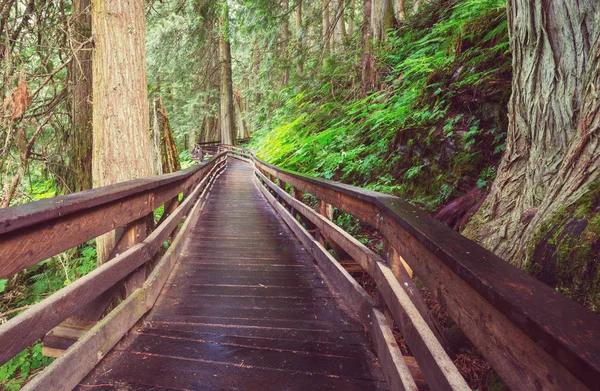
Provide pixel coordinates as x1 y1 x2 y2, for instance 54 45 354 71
0 153 226 278
221 144 600 391
194 138 250 147
0 153 227 370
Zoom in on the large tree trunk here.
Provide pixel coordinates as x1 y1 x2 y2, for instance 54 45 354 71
155 96 180 174
322 0 331 54
465 0 600 295
371 0 393 43
393 0 405 22
151 95 163 175
252 39 263 106
281 0 289 86
234 88 249 139
218 4 236 146
295 0 303 76
361 0 374 96
332 0 346 50
92 0 152 265
348 0 356 36
66 0 93 192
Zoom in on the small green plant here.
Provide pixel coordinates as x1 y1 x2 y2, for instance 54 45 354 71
0 344 53 391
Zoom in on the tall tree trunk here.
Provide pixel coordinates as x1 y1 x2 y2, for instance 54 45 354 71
151 95 163 175
371 0 393 43
333 0 346 50
156 96 180 174
218 4 235 146
234 89 249 139
412 0 420 14
66 0 92 192
393 0 405 22
465 1 599 265
348 0 356 36
253 39 263 106
322 0 331 54
361 0 373 96
296 0 303 76
281 0 289 86
92 0 152 265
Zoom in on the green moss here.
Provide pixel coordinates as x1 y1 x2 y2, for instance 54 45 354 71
526 182 600 312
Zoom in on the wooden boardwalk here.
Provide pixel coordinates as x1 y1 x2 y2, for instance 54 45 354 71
77 159 388 390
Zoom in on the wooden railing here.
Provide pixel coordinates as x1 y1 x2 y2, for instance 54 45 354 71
0 152 227 390
221 145 600 391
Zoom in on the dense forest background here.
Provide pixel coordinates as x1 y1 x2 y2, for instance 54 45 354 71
1 0 599 389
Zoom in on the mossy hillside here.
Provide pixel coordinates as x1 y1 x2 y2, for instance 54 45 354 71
251 0 510 212
527 182 600 312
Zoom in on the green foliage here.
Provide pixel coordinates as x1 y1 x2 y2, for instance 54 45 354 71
0 344 53 390
179 149 196 169
251 0 510 212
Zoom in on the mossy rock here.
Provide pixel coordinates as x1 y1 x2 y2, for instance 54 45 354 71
527 183 600 312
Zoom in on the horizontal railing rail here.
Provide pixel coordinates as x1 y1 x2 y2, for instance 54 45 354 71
194 138 250 147
220 144 600 391
0 153 228 390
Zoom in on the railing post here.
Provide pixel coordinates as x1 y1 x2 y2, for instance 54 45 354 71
382 237 446 348
290 186 316 232
317 200 349 259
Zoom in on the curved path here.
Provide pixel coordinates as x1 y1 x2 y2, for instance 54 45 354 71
76 159 387 390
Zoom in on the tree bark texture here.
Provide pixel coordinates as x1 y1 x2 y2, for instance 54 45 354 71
156 96 180 174
219 5 236 146
281 0 290 86
66 0 93 193
361 0 374 96
465 1 599 266
371 0 394 43
393 0 405 22
151 96 162 175
348 0 356 36
92 0 152 264
234 88 249 139
296 0 303 76
333 0 346 50
322 0 331 54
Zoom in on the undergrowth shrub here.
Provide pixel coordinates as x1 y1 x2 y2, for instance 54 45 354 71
252 0 510 212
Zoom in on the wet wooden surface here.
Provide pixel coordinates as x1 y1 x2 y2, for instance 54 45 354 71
77 159 387 390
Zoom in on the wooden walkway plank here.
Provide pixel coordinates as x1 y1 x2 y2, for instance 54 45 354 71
76 159 388 390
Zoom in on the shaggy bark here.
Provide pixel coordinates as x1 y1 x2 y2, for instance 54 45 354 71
92 0 152 264
156 96 180 174
65 0 93 192
464 0 599 265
